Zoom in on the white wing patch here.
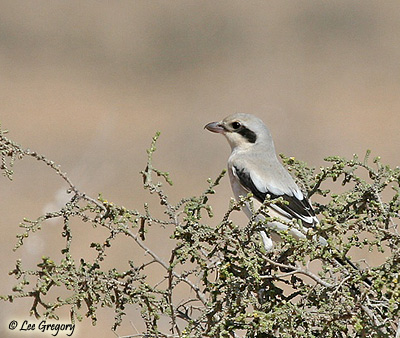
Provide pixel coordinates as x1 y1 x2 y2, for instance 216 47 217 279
292 187 304 201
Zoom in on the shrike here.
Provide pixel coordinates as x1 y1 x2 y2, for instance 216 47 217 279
205 113 319 251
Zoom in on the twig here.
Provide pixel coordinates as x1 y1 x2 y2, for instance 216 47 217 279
373 186 398 233
115 334 179 338
332 276 352 295
360 304 388 337
24 149 107 212
260 253 333 288
395 319 400 338
123 228 208 306
168 250 181 336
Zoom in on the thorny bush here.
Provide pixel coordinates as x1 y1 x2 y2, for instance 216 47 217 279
1 125 400 338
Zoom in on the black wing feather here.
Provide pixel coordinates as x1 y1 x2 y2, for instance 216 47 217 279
234 166 316 226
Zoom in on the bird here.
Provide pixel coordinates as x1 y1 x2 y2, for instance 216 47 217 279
204 113 373 287
204 112 321 251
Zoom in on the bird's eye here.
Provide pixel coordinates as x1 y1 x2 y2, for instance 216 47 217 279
231 121 241 130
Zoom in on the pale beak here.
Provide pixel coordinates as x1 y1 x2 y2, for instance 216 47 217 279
204 121 225 133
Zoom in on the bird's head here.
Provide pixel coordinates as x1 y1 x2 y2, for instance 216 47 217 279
205 113 273 151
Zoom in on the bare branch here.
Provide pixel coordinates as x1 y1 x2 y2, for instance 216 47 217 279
260 253 334 289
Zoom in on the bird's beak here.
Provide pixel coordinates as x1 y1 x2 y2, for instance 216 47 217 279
204 121 225 133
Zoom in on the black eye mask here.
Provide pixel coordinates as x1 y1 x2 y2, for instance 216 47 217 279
236 126 257 143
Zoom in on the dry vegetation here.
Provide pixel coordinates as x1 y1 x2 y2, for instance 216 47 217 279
1 126 400 338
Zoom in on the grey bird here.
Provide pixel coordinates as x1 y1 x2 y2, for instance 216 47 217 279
205 113 319 251
205 113 372 286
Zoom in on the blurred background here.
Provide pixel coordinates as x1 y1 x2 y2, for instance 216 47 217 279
1 1 400 337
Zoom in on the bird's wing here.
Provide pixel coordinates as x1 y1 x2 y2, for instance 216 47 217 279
232 164 318 227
